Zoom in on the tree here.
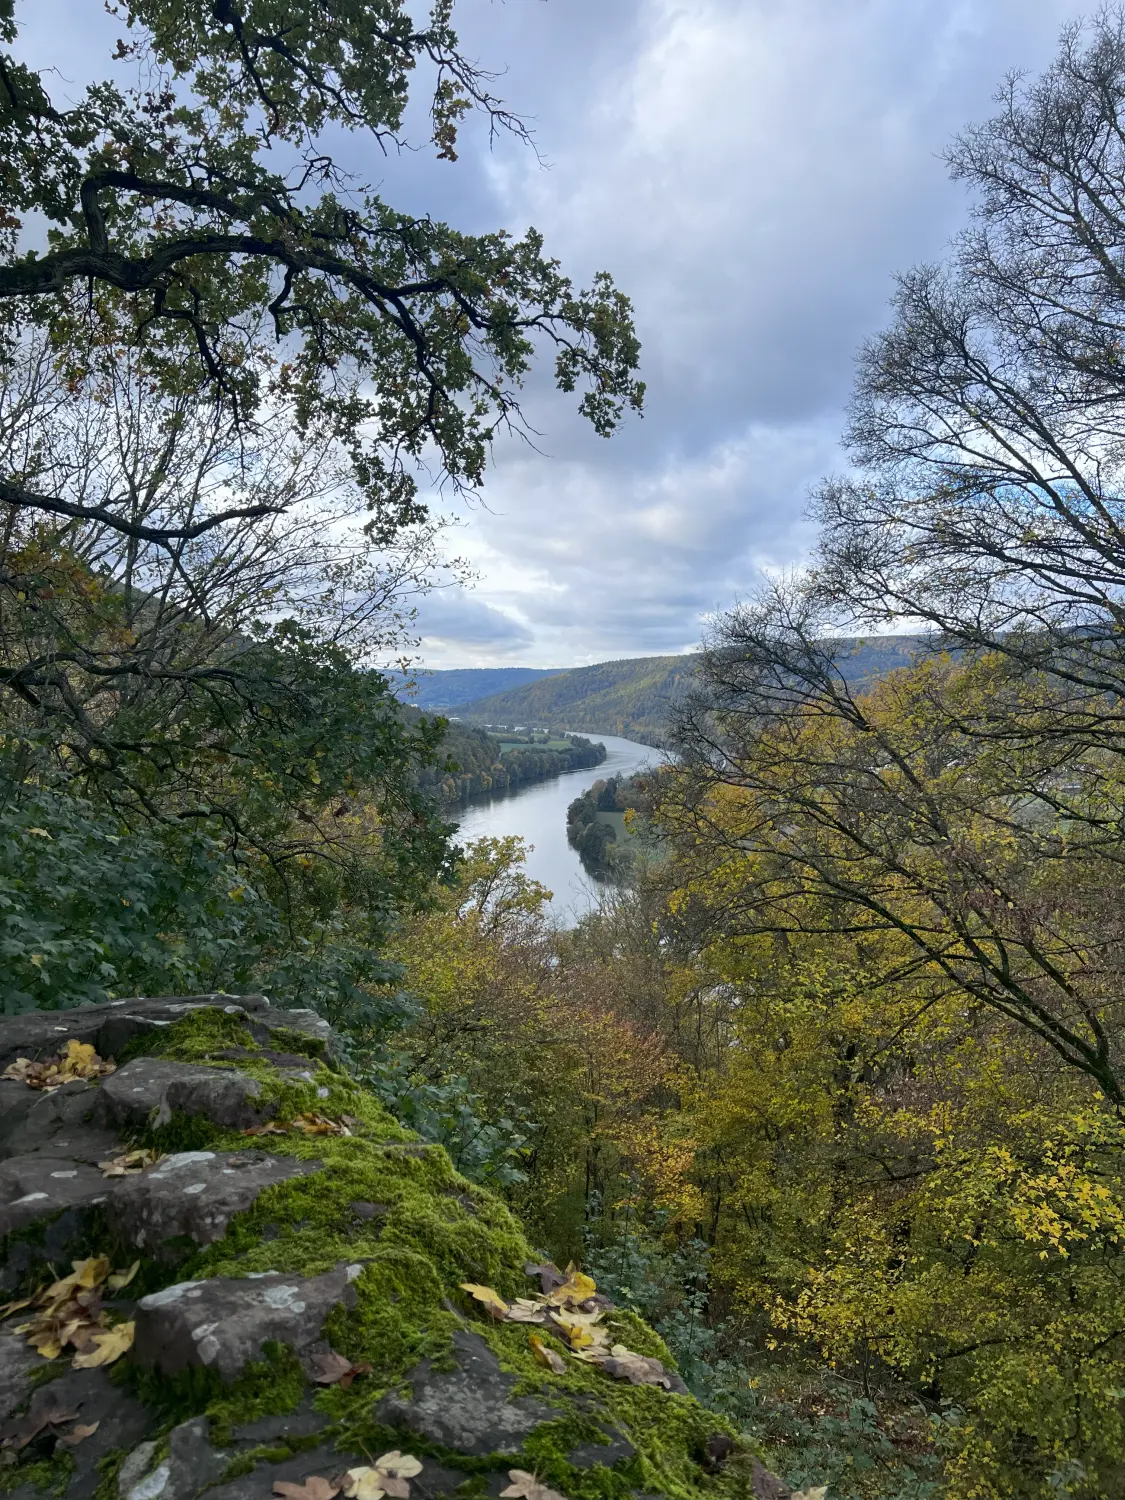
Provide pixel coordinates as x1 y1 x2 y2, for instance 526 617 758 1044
0 0 643 548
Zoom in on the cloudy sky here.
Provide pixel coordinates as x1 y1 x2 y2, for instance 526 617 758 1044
17 1 1094 668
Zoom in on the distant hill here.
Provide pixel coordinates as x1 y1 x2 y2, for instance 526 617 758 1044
391 666 563 711
456 654 701 745
454 637 927 745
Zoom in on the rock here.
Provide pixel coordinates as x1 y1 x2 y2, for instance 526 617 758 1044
5 1366 151 1500
98 1058 273 1132
0 1154 107 1236
376 1329 563 1457
109 1150 323 1253
0 1333 39 1423
0 1079 120 1164
133 1265 363 1381
0 994 773 1500
118 1418 229 1500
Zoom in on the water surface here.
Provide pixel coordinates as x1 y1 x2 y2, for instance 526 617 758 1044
449 733 657 924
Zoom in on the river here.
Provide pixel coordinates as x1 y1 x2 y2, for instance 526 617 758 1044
449 732 659 924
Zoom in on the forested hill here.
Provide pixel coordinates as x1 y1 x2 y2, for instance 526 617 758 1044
390 665 563 710
454 636 925 743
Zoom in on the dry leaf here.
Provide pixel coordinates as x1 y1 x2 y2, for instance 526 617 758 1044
46 1257 110 1302
528 1334 567 1375
273 1479 340 1500
499 1469 569 1500
524 1261 565 1295
2 1042 115 1093
599 1344 675 1390
71 1320 134 1368
0 1297 32 1320
792 1489 828 1500
459 1282 509 1319
337 1454 422 1500
56 1423 99 1448
0 1400 79 1452
544 1267 597 1308
242 1122 289 1137
99 1150 160 1178
107 1261 140 1292
505 1298 548 1324
308 1351 371 1388
292 1113 351 1137
374 1454 422 1480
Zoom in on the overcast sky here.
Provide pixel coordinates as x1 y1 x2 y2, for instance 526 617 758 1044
17 1 1093 668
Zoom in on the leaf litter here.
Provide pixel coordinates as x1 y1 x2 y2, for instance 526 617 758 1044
459 1261 680 1389
500 1470 569 1500
6 1256 136 1367
2 1041 115 1092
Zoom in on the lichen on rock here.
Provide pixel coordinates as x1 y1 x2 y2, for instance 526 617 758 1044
0 996 786 1500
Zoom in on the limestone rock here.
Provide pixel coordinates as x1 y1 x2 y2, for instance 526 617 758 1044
133 1265 362 1381
0 994 789 1500
98 1058 272 1132
375 1329 563 1457
0 1154 107 1236
109 1150 323 1253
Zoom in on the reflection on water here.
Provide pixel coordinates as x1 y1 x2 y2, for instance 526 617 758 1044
448 733 659 925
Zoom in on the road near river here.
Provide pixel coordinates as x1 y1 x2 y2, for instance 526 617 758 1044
448 732 659 924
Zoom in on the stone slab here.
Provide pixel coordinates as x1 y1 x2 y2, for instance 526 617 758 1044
0 1154 108 1237
376 1329 562 1457
98 1059 271 1133
133 1265 362 1382
109 1150 323 1252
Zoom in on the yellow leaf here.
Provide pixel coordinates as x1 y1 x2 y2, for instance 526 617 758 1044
71 1320 134 1368
528 1334 567 1375
459 1282 509 1318
107 1261 140 1292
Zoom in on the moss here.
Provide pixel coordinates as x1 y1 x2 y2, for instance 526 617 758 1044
90 1448 128 1500
69 1004 756 1500
0 1451 74 1497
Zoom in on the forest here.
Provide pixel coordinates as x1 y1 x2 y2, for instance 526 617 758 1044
412 720 606 807
2 3 1125 1499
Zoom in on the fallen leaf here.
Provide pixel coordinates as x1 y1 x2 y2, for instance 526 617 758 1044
71 1320 134 1368
374 1454 422 1480
273 1479 340 1500
292 1112 351 1137
459 1282 509 1319
599 1344 676 1390
0 1400 80 1452
544 1267 597 1308
505 1298 548 1324
499 1469 569 1500
45 1257 110 1303
528 1334 567 1375
107 1261 140 1292
0 1298 32 1320
524 1261 565 1295
792 1490 828 1500
242 1122 289 1137
99 1151 160 1178
56 1423 99 1448
308 1350 353 1384
339 1468 386 1500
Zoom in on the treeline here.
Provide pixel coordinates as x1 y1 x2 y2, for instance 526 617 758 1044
411 719 606 806
566 773 646 876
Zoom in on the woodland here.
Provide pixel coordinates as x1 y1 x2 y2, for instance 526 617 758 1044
3 4 1125 1500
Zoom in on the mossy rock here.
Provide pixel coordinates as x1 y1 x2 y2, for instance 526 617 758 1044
0 998 780 1500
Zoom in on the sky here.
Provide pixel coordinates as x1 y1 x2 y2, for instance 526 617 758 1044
14 1 1094 668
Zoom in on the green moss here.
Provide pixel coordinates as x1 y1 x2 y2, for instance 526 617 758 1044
67 1004 756 1500
0 1450 74 1496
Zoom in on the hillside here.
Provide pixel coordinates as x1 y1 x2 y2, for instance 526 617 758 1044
391 666 563 710
455 637 926 743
